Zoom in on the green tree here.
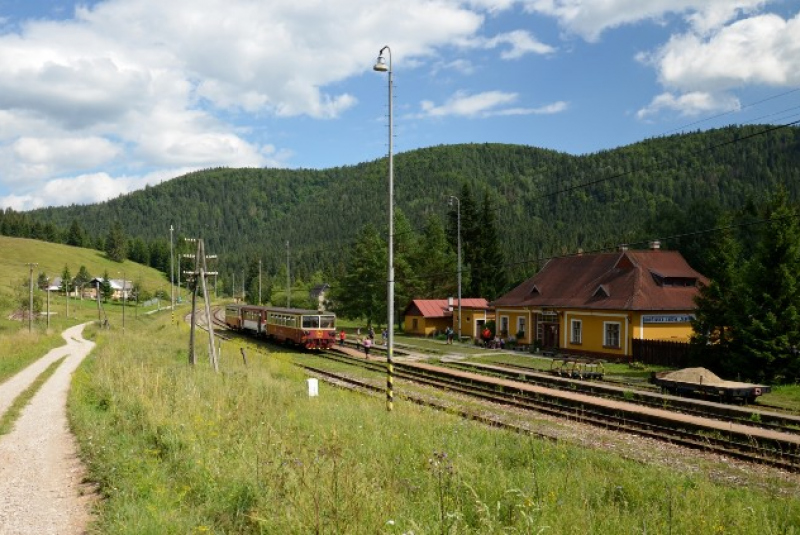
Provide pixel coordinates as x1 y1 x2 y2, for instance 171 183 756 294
60 265 73 294
409 215 458 299
690 213 744 375
66 219 86 247
105 221 127 262
128 237 150 265
737 191 800 382
100 270 114 302
74 265 92 297
37 271 50 291
330 224 385 324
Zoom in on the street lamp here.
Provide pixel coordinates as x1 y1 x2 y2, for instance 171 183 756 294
374 45 394 412
448 195 462 342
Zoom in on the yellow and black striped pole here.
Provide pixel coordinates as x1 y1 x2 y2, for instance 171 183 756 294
387 348 394 412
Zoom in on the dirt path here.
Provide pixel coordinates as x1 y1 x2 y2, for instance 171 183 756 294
0 323 96 535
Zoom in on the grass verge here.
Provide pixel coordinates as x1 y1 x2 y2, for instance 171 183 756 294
0 357 65 434
69 313 800 534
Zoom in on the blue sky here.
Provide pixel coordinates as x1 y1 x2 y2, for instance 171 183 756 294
0 0 798 210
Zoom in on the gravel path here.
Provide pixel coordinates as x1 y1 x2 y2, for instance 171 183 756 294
0 323 96 535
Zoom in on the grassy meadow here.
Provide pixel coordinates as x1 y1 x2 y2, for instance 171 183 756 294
68 310 800 534
0 234 178 380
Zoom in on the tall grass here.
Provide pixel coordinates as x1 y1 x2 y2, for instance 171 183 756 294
69 313 800 534
0 327 65 383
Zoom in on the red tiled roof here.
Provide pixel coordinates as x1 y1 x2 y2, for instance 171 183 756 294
492 250 708 311
404 298 491 318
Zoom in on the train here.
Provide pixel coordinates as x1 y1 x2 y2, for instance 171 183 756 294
224 304 337 350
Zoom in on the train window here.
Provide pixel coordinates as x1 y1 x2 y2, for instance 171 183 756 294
302 316 320 328
320 315 335 329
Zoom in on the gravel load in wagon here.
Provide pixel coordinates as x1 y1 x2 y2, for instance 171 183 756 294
650 367 771 403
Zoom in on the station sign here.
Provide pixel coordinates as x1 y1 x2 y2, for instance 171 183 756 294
642 314 694 324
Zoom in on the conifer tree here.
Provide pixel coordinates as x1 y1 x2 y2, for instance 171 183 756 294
105 221 127 262
330 224 385 325
737 190 800 382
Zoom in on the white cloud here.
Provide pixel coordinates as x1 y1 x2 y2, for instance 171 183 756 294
636 91 740 119
482 30 555 58
0 0 498 208
418 90 568 118
1 168 198 210
640 12 800 92
523 0 767 41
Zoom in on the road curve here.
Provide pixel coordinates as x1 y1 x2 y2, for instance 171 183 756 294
0 323 96 535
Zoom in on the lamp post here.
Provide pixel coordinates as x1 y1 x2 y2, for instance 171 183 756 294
448 195 462 342
374 45 394 412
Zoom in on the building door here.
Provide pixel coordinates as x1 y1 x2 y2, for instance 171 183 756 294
537 313 559 350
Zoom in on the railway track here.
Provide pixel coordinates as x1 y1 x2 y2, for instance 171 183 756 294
444 360 800 433
313 349 800 472
187 309 800 471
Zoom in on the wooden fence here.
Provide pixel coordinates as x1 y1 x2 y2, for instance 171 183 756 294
632 338 691 368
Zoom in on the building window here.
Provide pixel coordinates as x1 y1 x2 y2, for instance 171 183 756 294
500 316 509 336
604 322 621 348
516 317 526 338
412 319 418 330
571 320 582 344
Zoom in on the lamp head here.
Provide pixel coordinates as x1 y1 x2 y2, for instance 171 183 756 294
373 55 388 72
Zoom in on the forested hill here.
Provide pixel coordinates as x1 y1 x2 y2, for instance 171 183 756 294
20 124 800 289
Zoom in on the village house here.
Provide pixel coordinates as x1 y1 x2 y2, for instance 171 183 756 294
402 298 494 339
491 244 707 359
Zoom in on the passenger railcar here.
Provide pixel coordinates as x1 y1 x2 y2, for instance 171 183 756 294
224 304 336 350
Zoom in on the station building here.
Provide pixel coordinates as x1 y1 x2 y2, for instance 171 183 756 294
491 245 707 359
403 298 494 339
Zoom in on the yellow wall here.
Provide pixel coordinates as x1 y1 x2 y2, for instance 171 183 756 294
455 309 495 339
494 307 696 357
631 312 694 341
562 311 629 358
495 309 532 343
404 315 450 336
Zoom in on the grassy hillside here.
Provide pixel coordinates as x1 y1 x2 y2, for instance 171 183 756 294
0 235 180 380
0 235 171 304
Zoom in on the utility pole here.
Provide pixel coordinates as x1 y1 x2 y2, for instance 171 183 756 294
286 240 291 308
232 271 236 302
258 258 262 305
26 263 38 332
242 270 245 304
170 224 175 325
184 239 219 371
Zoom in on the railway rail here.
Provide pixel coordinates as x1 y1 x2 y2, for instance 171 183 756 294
319 348 800 472
188 310 800 471
444 361 800 433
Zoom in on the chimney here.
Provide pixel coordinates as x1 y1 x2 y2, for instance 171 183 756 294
649 240 661 250
448 296 453 311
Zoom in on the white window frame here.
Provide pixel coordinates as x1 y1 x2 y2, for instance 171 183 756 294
500 315 509 335
604 321 621 348
570 319 582 345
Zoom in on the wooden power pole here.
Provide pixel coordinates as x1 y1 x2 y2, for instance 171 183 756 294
184 239 219 371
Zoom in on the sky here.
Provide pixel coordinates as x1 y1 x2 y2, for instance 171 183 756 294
0 0 799 211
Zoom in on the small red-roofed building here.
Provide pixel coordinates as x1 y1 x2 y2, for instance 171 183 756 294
403 298 494 339
492 244 707 359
